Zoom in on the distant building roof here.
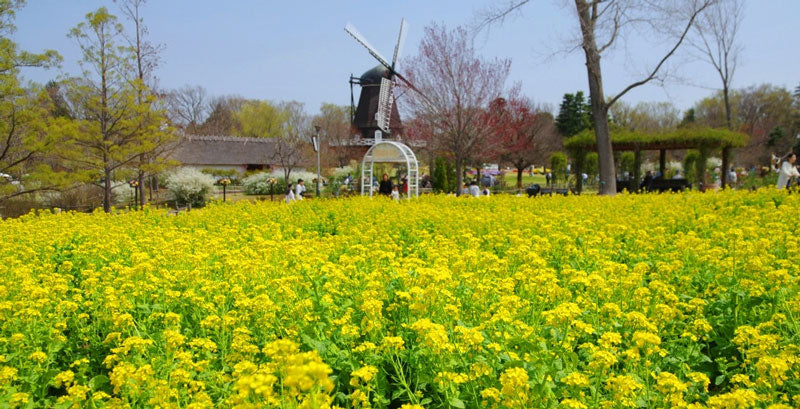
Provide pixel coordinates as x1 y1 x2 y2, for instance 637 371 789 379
171 135 277 166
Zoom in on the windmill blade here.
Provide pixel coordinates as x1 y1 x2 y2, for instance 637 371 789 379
393 72 425 100
391 18 407 70
375 78 395 133
345 22 392 70
394 72 437 113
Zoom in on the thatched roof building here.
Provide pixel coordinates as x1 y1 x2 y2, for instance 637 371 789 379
170 135 279 173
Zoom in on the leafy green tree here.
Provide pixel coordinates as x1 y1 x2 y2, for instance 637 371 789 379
236 100 287 139
767 126 784 147
236 99 311 183
433 156 450 193
0 0 76 204
555 91 591 137
680 108 696 127
549 152 567 185
62 7 170 212
584 152 599 181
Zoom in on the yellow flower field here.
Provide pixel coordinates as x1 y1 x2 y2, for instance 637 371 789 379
1 191 799 408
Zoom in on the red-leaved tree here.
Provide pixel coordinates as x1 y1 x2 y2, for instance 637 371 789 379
485 95 557 189
401 24 510 195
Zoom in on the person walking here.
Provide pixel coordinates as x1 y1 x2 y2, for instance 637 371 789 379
469 181 481 197
295 179 306 200
777 153 799 189
285 183 296 203
378 173 393 195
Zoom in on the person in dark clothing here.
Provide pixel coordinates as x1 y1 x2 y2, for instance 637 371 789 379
640 170 654 192
378 173 393 195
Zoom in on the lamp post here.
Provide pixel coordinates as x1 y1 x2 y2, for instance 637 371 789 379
312 125 321 197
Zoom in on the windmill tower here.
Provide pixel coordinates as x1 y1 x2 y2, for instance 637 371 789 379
345 19 409 140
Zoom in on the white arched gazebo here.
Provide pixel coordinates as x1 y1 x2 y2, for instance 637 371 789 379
361 140 419 198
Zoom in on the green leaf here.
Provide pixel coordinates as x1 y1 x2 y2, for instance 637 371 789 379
89 374 111 392
450 398 465 408
714 374 726 386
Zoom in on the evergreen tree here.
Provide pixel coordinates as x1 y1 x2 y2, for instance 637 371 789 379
555 91 591 137
433 156 448 193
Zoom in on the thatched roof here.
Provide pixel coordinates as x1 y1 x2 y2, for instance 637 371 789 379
171 135 277 166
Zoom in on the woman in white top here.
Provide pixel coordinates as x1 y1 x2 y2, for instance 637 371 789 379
285 183 296 203
776 153 799 189
295 179 305 200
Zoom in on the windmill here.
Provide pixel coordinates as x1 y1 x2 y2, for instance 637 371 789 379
345 19 411 140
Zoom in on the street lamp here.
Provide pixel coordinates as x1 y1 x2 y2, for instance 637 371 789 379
312 125 321 197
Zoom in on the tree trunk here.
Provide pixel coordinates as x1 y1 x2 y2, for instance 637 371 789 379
592 104 616 195
516 167 523 189
721 147 730 188
573 152 585 194
632 148 642 192
138 168 146 205
723 85 732 131
103 168 112 213
455 158 463 197
577 0 616 196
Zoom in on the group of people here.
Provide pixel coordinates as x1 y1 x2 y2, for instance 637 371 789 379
378 174 408 201
285 179 306 203
461 180 491 197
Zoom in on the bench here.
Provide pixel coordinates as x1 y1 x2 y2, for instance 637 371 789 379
646 178 691 193
526 184 570 197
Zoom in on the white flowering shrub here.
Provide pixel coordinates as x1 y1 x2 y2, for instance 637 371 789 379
243 172 285 195
330 166 356 180
163 168 216 208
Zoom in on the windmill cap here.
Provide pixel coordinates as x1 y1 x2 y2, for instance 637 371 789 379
360 65 390 85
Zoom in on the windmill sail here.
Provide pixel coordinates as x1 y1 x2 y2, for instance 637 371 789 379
345 23 392 70
391 19 407 70
375 78 394 133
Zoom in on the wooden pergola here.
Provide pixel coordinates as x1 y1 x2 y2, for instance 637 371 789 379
564 127 749 191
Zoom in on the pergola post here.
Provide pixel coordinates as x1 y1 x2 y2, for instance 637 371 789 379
659 149 666 177
632 148 642 192
721 146 730 189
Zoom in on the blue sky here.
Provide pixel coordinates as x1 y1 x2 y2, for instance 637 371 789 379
14 1 800 115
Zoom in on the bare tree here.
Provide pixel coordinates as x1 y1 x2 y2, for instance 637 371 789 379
313 103 355 167
273 101 311 183
199 95 246 136
166 85 208 132
690 0 742 131
689 0 742 187
477 0 714 195
402 24 511 196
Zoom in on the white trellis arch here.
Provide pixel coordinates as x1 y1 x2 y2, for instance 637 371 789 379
361 140 419 198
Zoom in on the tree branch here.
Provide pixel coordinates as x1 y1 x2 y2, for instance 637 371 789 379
607 0 713 108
